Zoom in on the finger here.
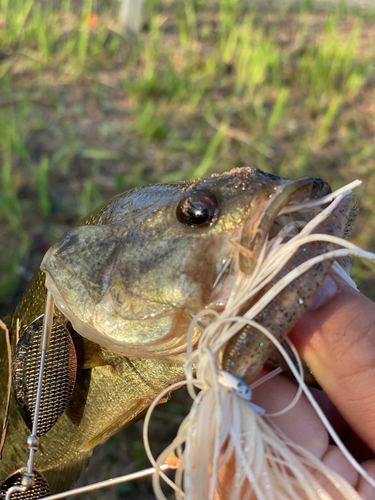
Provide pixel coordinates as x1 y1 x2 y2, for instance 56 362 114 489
252 373 329 458
356 460 375 500
289 274 375 452
220 373 363 500
321 445 358 488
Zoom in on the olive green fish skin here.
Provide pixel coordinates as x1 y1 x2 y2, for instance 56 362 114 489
0 167 340 494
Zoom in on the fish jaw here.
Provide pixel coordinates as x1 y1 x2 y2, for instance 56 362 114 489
40 167 331 357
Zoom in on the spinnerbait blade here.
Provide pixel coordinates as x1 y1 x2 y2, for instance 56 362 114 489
2 291 77 499
0 469 50 500
12 315 77 436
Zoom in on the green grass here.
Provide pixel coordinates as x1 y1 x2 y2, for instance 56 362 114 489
1 0 375 312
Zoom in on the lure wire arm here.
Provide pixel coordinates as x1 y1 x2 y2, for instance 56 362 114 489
42 464 171 500
5 291 55 500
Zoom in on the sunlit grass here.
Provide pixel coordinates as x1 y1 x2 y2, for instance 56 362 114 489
1 0 375 313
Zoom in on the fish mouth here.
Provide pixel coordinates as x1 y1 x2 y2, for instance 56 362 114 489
207 176 332 313
238 176 332 276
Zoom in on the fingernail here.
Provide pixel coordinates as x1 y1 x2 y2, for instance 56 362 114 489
308 275 338 311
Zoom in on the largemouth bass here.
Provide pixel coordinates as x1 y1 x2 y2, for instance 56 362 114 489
0 167 357 496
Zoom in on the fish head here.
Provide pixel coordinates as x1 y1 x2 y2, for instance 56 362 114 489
41 167 331 357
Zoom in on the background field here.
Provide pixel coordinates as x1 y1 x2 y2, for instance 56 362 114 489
1 0 375 498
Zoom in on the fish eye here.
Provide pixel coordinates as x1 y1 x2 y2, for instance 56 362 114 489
176 189 218 227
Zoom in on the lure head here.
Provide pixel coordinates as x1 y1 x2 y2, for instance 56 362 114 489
41 167 331 357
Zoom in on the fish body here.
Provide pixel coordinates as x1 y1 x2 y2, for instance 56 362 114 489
0 168 356 494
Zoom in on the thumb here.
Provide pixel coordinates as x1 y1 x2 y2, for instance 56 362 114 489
289 274 375 452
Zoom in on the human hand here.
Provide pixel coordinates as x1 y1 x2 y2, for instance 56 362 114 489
287 273 375 498
289 274 375 453
218 274 375 499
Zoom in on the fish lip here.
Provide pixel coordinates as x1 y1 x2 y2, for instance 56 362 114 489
239 176 331 275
